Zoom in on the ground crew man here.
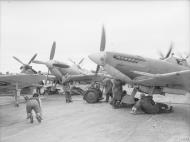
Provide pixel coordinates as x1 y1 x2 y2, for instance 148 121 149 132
103 79 113 102
63 83 72 103
131 93 173 114
120 91 139 108
111 79 124 108
24 93 42 123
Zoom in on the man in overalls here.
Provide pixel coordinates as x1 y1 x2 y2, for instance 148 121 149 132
103 79 113 102
131 93 173 114
25 93 42 123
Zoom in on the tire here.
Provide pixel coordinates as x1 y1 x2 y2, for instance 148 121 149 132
84 88 101 103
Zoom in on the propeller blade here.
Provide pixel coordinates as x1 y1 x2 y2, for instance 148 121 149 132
53 63 70 68
13 56 25 65
157 51 164 59
95 65 100 75
78 58 84 65
165 42 173 58
68 58 76 64
32 60 47 65
100 26 106 52
45 69 49 85
50 41 56 60
186 54 190 59
28 53 37 64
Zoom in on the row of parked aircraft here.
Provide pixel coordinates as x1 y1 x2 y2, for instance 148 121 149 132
0 26 190 106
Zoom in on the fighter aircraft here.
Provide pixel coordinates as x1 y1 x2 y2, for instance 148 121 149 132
32 42 88 83
89 26 190 97
32 41 108 84
158 43 190 67
0 54 45 106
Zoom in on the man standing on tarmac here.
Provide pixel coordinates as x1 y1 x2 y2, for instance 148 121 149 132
63 82 72 103
131 93 173 114
111 79 124 108
103 79 113 102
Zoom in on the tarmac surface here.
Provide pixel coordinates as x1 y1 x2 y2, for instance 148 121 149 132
0 94 190 142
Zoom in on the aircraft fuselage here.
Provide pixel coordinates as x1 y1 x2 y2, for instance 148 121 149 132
104 52 189 79
47 60 83 82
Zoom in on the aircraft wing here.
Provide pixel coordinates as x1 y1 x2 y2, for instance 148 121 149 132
133 70 190 90
63 74 111 84
0 74 46 89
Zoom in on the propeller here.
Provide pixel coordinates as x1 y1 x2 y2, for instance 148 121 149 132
32 41 56 84
158 51 164 59
177 52 190 61
13 53 38 72
46 41 56 84
165 43 173 59
68 58 85 69
158 42 173 60
95 25 106 75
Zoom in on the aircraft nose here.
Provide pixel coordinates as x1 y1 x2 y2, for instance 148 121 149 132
88 52 105 66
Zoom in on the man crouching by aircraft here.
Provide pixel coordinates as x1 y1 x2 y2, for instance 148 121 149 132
24 93 42 123
131 93 173 115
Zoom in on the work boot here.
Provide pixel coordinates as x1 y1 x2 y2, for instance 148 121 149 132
168 106 173 112
36 115 42 123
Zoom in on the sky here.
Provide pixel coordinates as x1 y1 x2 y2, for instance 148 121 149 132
0 1 190 73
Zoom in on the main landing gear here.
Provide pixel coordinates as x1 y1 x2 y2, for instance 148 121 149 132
83 87 103 103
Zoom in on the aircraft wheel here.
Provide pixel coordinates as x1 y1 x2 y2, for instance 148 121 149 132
84 89 99 103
